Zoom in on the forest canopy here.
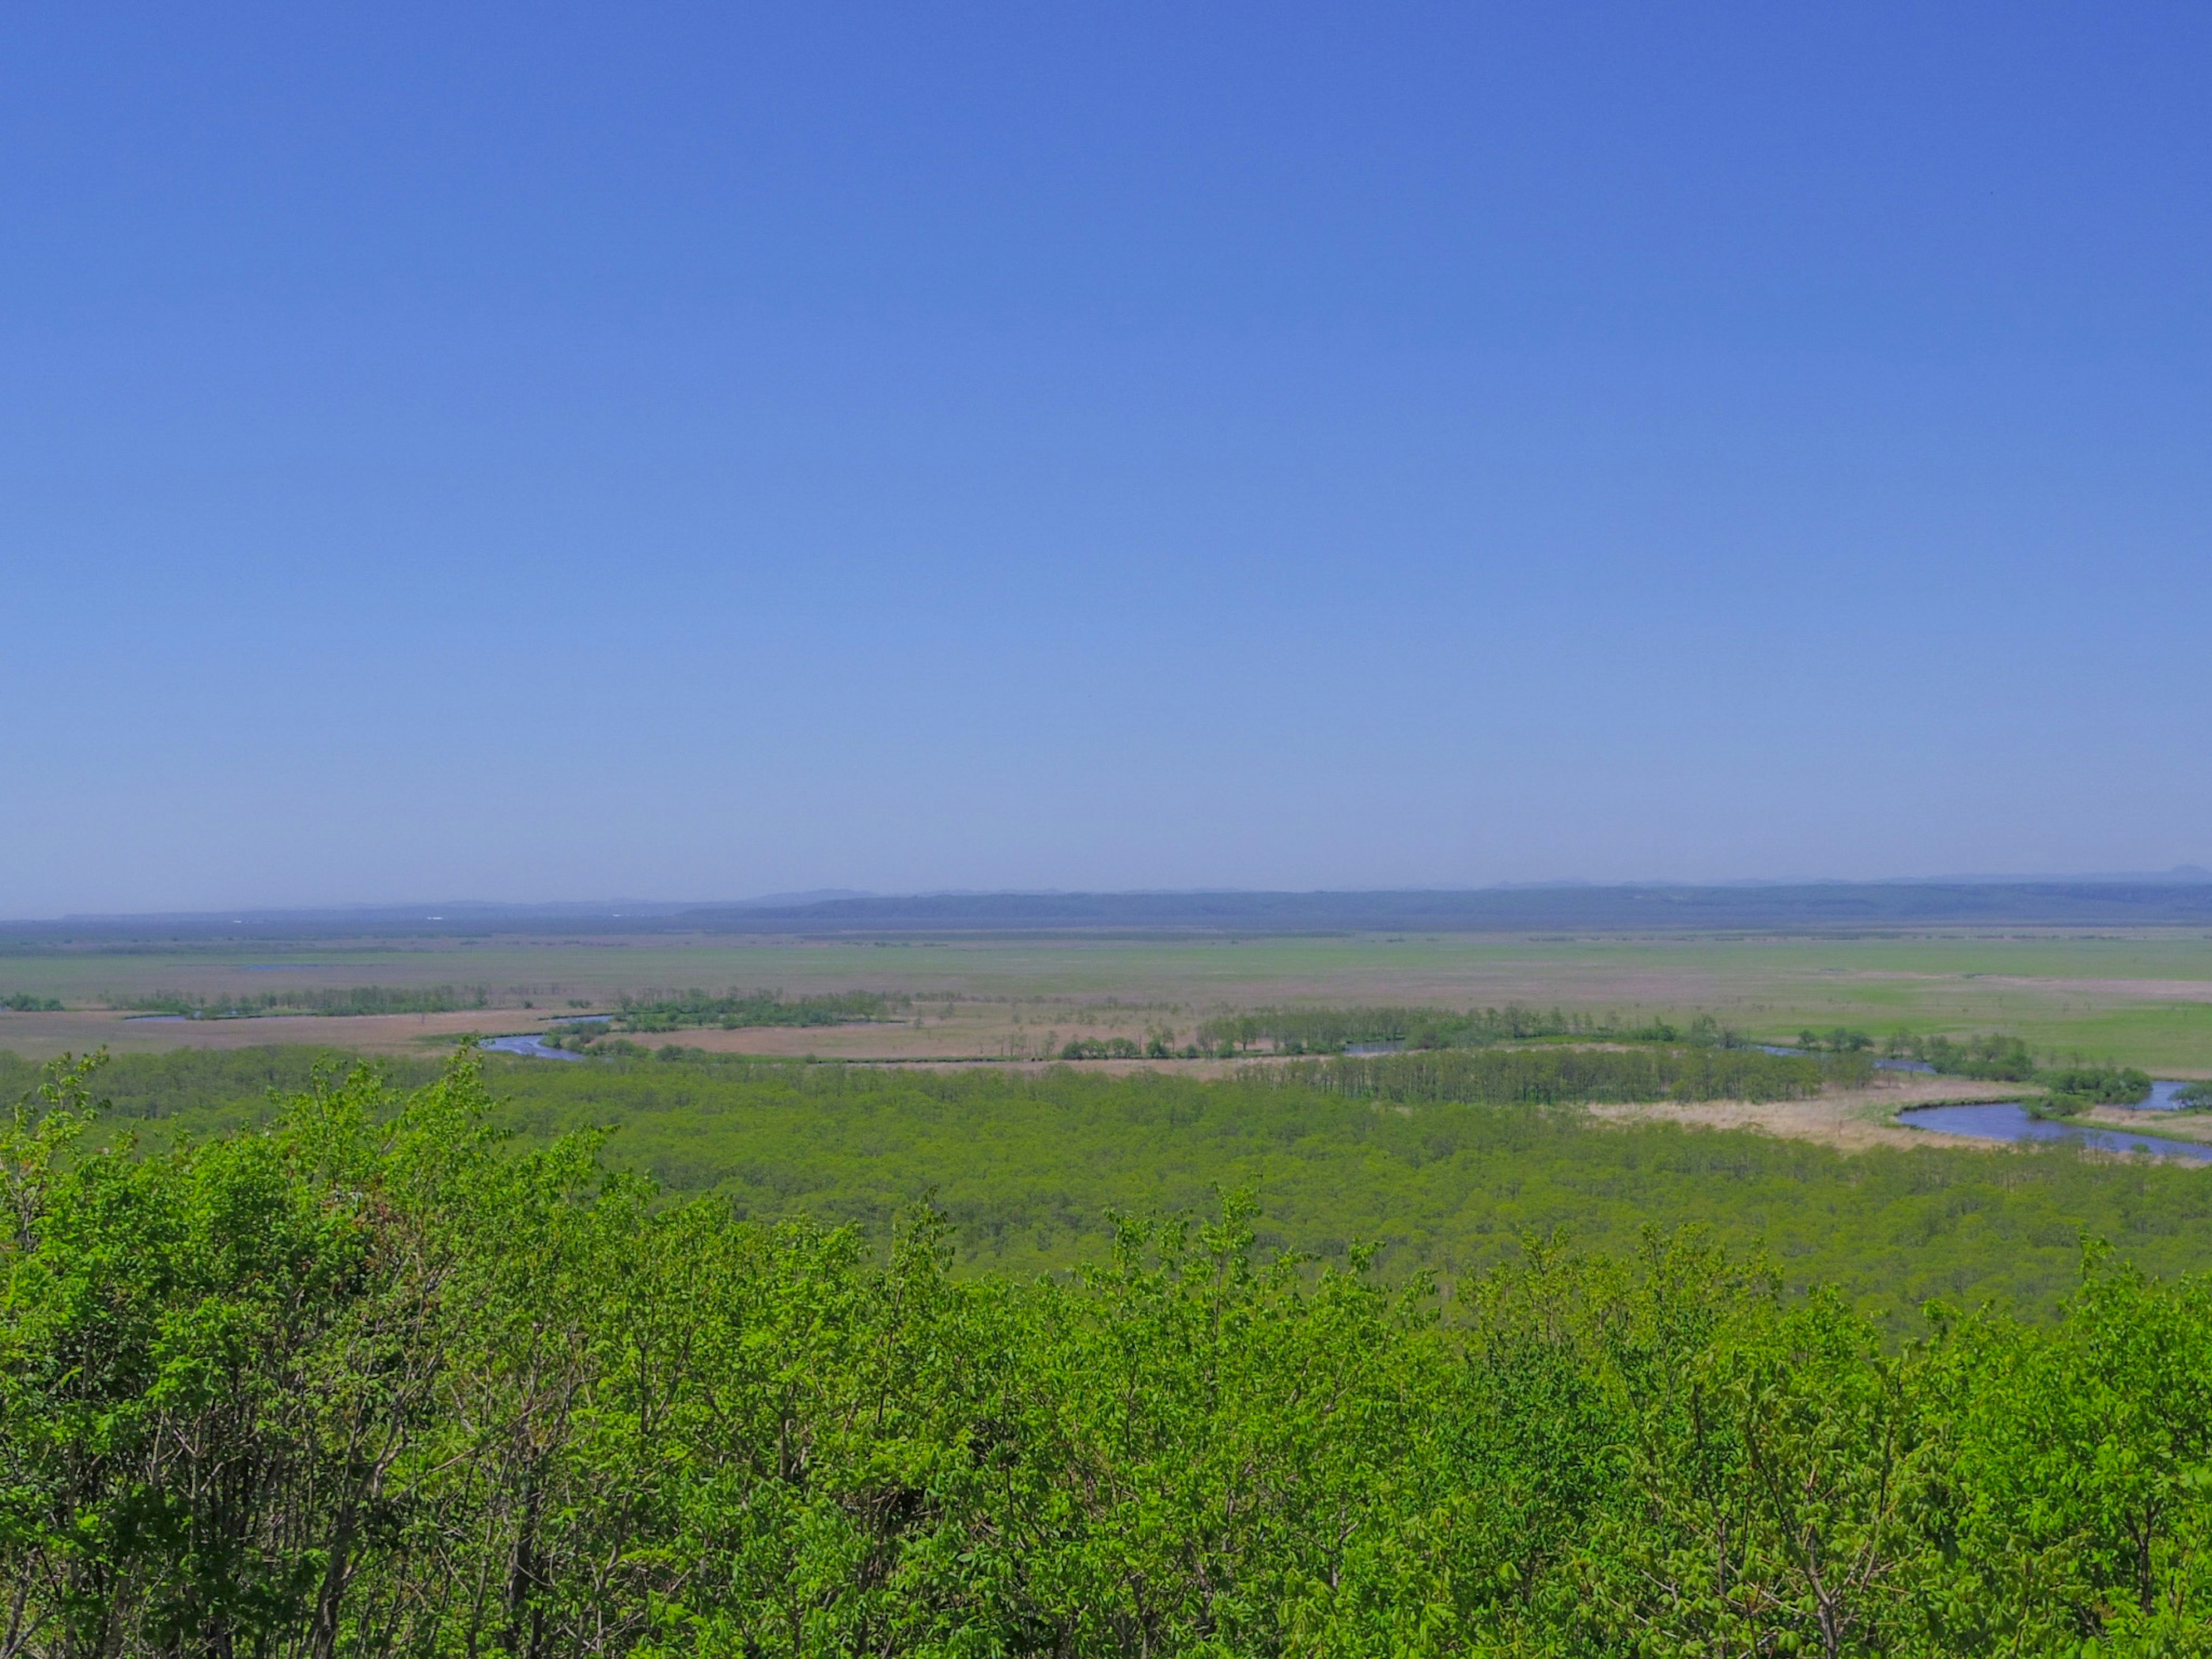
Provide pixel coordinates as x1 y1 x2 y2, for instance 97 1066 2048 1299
5 1043 2209 1320
7 1052 2212 1657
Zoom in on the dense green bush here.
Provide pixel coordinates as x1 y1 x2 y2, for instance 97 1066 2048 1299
2041 1064 2156 1105
1060 1035 1143 1059
9 1054 2212 1655
2034 1064 2157 1118
1888 1032 2039 1081
1797 1024 1874 1052
0 1046 433 1130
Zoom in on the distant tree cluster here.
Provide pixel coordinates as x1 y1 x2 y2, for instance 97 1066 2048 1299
1884 1031 2040 1081
1059 1035 1145 1060
614 988 887 1033
1798 1025 1875 1052
2041 1064 2156 1105
0 994 63 1012
129 984 491 1018
536 1020 654 1058
1874 1032 2165 1111
2029 1065 2156 1118
1627 1013 1748 1047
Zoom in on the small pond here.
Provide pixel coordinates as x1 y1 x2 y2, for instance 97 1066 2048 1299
1898 1101 2212 1164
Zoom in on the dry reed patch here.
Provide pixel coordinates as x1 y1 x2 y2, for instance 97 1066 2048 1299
1586 1075 2020 1153
2080 1103 2212 1143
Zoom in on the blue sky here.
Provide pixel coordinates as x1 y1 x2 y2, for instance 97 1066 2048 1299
4 3 2207 914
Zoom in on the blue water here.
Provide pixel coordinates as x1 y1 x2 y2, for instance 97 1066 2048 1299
2139 1080 2197 1111
479 1033 586 1062
1344 1041 1406 1055
1899 1101 2212 1163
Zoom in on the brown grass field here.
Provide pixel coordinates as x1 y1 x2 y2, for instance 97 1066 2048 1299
1590 1075 2042 1153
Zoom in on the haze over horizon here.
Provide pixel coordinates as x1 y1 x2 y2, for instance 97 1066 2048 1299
7 3 2208 915
16 866 2212 930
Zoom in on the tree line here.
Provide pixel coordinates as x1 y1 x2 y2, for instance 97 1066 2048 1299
1883 1032 2039 1081
129 985 493 1019
613 990 889 1033
1191 1005 1726 1056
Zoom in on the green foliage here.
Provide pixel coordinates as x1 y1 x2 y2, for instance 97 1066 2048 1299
1060 1035 1144 1059
540 1018 612 1052
130 983 491 1017
0 993 63 1012
540 1020 677 1059
615 988 888 1033
1681 1012 1745 1047
12 1055 2212 1654
1799 1024 1874 1051
2036 1064 2156 1118
460 1055 2203 1317
0 1046 438 1139
19 1044 2212 1323
1889 1031 2040 1081
2177 1080 2212 1111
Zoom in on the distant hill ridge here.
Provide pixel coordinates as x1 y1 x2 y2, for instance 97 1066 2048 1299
13 878 2212 941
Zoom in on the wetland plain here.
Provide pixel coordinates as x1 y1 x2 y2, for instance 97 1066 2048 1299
5 922 2211 1070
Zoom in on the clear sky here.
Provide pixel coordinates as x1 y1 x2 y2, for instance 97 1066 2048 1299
5 3 2207 915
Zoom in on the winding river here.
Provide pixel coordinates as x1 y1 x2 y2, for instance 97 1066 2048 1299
1897 1100 2212 1164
